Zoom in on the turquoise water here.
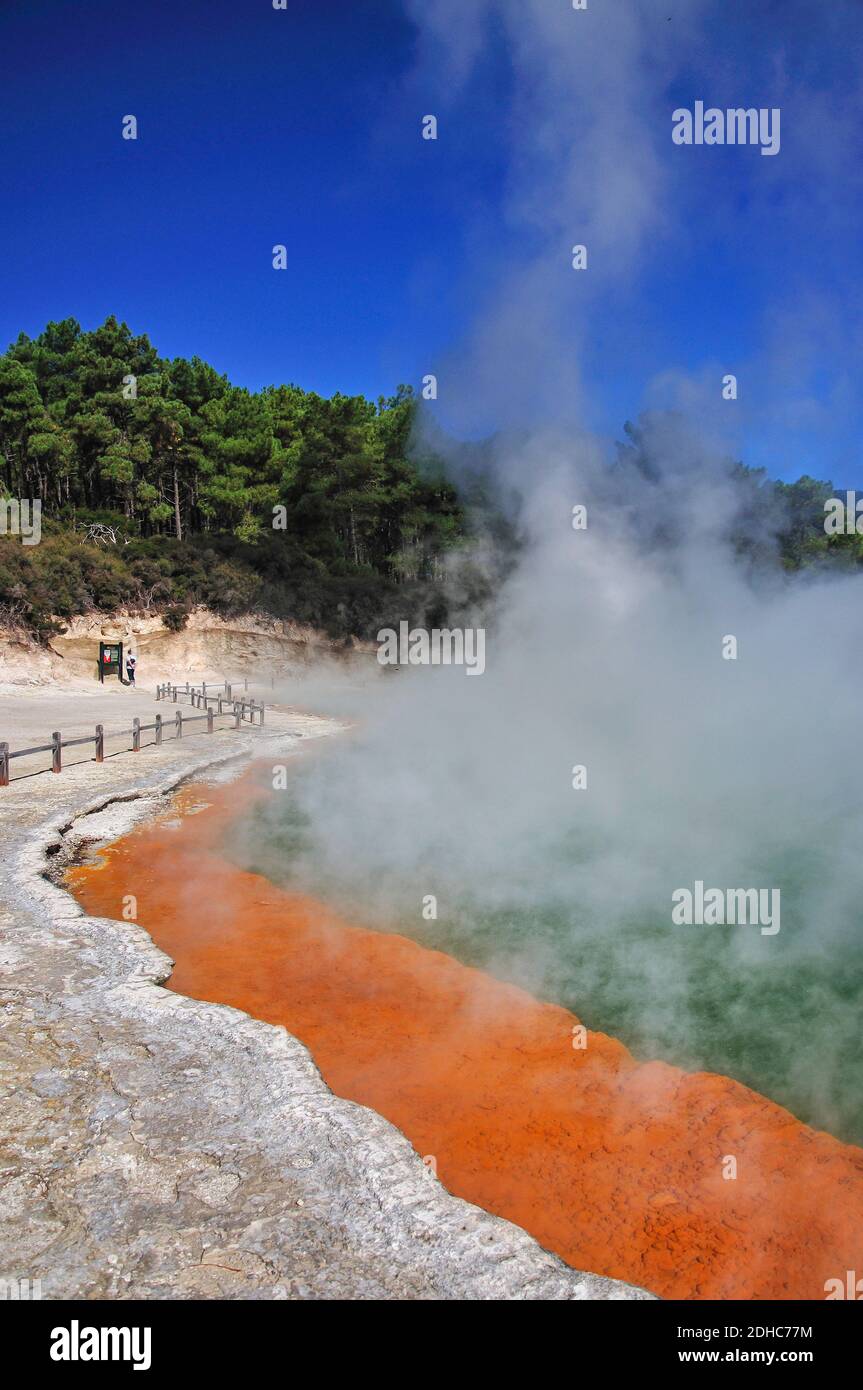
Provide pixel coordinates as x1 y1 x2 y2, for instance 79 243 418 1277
230 769 863 1147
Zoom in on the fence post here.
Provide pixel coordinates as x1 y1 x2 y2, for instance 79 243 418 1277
176 710 183 739
225 683 232 703
260 702 265 726
234 702 241 730
155 714 162 746
132 717 141 752
244 677 248 692
207 707 214 734
51 732 62 774
0 742 8 787
156 684 161 701
95 725 104 763
172 685 177 703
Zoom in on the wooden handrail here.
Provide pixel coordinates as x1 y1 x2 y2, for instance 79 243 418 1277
0 703 241 786
1 677 267 783
156 679 264 726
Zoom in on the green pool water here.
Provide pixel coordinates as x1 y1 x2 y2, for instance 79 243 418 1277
229 770 863 1148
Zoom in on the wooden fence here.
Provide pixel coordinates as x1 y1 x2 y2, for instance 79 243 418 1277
0 683 266 787
155 682 265 726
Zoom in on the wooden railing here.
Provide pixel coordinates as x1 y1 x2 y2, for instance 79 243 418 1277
155 682 265 726
0 683 266 787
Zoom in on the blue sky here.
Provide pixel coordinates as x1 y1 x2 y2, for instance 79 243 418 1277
1 0 861 484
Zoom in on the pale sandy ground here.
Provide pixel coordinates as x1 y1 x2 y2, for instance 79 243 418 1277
0 681 275 781
0 677 652 1300
0 606 378 699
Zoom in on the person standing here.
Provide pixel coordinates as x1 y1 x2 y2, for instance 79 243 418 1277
126 651 137 686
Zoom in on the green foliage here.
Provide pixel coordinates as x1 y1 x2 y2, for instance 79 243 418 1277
3 321 856 643
162 605 189 632
0 317 467 639
613 417 863 575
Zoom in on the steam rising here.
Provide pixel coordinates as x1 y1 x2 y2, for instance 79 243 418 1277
234 1 863 1140
240 427 863 1140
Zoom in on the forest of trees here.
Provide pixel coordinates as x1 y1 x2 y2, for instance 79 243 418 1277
0 316 468 639
614 417 863 572
1 317 859 643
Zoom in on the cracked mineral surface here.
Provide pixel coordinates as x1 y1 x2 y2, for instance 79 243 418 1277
66 752 863 1301
0 695 650 1300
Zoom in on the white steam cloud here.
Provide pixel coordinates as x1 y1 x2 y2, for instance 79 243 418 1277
234 2 863 1140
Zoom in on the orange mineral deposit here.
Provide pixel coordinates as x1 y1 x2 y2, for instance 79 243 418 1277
67 770 863 1301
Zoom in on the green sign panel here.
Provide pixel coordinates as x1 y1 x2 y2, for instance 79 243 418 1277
98 640 124 682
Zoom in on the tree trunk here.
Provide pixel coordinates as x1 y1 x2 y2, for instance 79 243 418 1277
173 464 183 540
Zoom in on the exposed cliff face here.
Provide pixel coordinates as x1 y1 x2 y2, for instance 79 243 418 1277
0 627 63 688
0 607 377 690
